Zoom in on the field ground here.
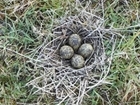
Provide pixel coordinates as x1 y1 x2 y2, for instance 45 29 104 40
0 0 140 105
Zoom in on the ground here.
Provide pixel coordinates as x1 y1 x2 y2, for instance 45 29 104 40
0 0 140 105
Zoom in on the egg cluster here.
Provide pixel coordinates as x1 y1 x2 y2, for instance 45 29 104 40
59 34 93 69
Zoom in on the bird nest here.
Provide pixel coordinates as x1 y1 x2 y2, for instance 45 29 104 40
26 11 117 105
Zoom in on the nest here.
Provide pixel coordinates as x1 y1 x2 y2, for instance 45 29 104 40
26 6 117 105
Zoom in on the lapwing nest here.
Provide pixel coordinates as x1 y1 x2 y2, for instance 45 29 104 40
26 8 117 105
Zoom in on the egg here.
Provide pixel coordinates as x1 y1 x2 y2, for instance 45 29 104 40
68 34 82 51
78 43 93 58
71 54 85 69
60 45 74 59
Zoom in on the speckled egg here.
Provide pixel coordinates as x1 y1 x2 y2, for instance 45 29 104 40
60 45 74 59
68 34 82 51
78 43 93 58
71 54 85 69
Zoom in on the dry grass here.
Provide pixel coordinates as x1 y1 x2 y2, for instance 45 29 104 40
0 0 140 105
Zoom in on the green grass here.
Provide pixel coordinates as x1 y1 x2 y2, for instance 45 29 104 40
0 0 140 105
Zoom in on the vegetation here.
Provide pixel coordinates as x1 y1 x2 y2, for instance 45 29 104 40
0 0 140 105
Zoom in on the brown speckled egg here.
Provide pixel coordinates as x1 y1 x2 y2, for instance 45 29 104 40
78 43 93 58
68 34 82 51
60 45 74 59
71 54 85 69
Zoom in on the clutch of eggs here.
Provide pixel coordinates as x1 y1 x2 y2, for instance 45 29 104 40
59 34 94 69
